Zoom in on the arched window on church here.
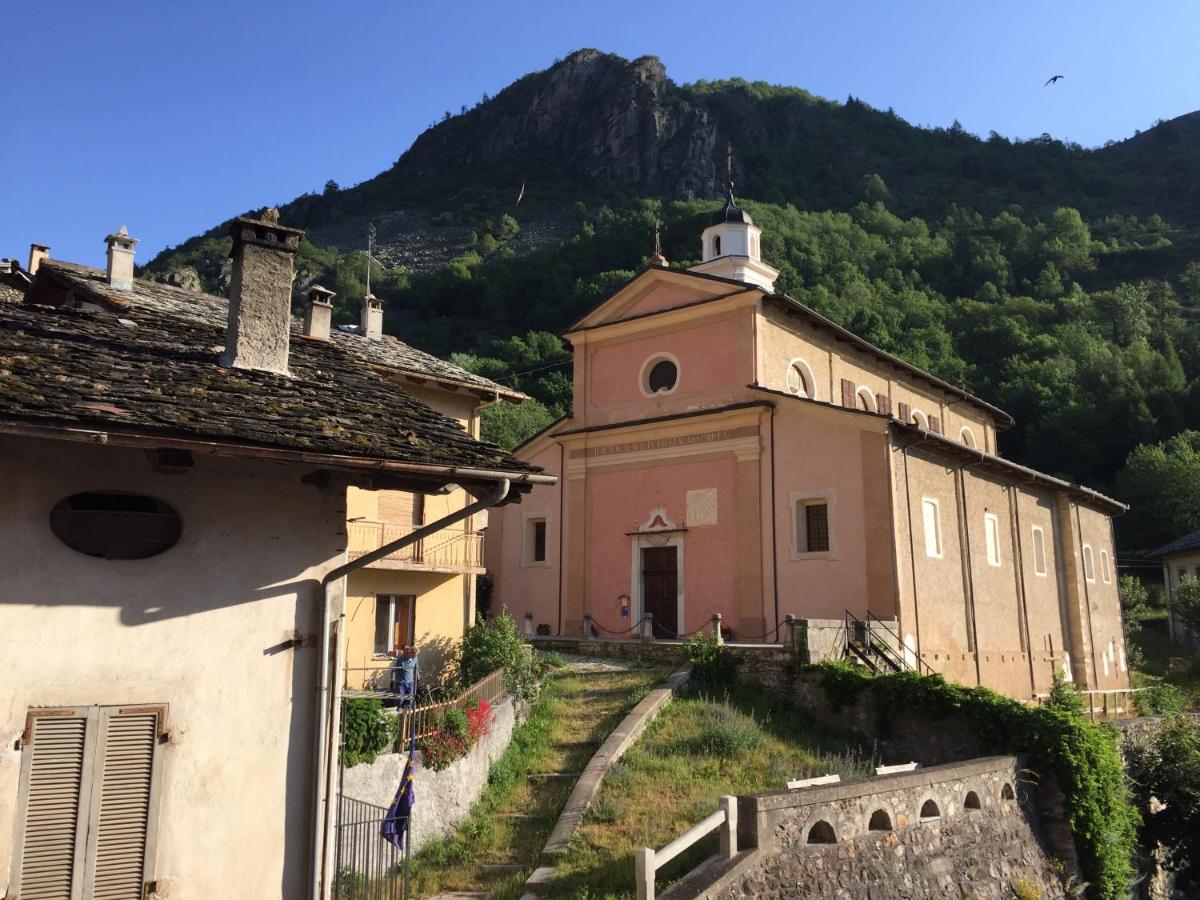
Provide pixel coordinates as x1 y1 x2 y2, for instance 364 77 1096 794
712 235 722 257
786 359 815 399
911 409 929 429
960 426 977 449
856 387 877 413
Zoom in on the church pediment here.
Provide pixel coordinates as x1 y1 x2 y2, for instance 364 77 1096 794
567 266 749 332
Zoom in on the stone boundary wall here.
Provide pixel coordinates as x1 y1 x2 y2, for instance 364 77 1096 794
668 756 1068 900
340 693 522 852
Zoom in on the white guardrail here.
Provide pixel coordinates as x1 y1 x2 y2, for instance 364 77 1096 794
635 795 738 900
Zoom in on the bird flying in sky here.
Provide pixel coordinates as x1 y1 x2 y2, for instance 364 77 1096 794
1044 74 1064 86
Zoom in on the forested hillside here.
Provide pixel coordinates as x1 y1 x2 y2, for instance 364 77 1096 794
143 50 1200 555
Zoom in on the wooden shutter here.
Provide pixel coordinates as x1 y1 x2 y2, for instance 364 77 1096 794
84 708 161 900
840 378 855 408
929 415 942 434
10 705 163 900
877 393 891 417
12 710 91 900
378 492 416 526
898 401 911 424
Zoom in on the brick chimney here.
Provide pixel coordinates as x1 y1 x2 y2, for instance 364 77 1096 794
28 243 49 275
104 226 138 290
222 209 303 375
361 293 383 340
303 285 335 341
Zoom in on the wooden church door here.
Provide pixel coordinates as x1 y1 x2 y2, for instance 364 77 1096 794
641 547 678 638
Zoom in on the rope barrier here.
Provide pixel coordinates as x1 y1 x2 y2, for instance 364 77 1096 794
732 619 790 643
589 615 645 637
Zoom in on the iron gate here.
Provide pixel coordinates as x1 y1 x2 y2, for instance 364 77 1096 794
333 795 410 900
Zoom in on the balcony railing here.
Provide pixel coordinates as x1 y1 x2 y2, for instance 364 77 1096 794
347 521 483 571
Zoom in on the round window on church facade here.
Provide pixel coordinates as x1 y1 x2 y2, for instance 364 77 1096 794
643 356 679 395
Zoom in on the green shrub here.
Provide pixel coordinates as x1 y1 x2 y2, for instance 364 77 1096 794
699 720 766 758
460 606 540 700
684 634 740 687
441 706 469 741
341 698 399 767
1136 682 1186 716
1129 715 1200 892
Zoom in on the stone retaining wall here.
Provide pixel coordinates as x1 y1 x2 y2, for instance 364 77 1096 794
340 693 522 852
672 757 1067 900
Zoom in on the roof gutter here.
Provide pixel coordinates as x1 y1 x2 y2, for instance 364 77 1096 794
310 477 512 899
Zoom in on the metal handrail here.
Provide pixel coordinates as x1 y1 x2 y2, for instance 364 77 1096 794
843 610 934 677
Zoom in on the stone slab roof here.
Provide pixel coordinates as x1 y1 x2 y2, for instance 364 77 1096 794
1 282 537 477
1150 528 1200 559
39 261 524 400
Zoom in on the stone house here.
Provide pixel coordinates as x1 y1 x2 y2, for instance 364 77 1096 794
0 214 551 899
486 188 1130 700
1151 528 1200 648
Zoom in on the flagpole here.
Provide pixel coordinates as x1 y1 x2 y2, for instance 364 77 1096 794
402 680 416 900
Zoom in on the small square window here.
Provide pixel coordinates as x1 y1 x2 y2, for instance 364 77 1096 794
791 493 835 557
922 498 942 559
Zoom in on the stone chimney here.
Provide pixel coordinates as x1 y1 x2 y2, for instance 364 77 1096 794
104 226 138 290
360 293 383 340
303 285 335 341
222 209 304 375
28 243 49 275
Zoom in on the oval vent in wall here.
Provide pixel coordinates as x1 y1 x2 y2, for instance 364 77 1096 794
50 491 182 560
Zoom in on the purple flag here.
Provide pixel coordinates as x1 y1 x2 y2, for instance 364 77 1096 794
381 736 415 850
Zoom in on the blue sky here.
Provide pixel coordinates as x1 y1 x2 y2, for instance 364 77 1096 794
3 0 1197 265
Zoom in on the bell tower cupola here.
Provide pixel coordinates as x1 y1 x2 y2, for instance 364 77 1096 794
689 166 779 291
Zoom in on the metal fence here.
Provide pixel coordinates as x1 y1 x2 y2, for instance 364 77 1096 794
346 521 483 569
390 666 508 746
333 795 410 900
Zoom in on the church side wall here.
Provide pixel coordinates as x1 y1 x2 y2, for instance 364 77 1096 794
772 402 895 621
1075 504 1130 691
486 438 563 634
1015 488 1075 695
755 305 997 452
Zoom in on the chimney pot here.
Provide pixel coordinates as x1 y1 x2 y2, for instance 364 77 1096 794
104 225 138 291
222 209 304 375
303 285 336 341
361 293 383 340
28 243 49 275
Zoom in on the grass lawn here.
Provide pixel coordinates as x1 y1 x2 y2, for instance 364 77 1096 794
410 660 671 900
544 678 876 899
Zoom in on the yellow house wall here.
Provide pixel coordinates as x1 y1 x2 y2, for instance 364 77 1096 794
0 435 347 899
344 569 466 687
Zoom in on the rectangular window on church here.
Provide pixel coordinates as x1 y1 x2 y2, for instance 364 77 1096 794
922 498 943 559
984 513 1001 567
791 492 835 557
1032 526 1048 576
524 516 548 566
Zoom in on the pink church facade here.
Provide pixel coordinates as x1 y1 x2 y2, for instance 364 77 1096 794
486 197 1129 701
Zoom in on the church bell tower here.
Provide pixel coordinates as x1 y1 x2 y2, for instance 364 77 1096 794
689 169 779 292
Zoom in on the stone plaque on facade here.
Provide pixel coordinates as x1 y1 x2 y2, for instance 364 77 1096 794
686 488 718 527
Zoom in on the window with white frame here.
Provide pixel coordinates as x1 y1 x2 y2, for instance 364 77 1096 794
524 516 548 565
1100 549 1111 583
921 498 943 558
786 358 815 399
1082 544 1095 582
1031 525 1048 576
910 409 929 429
984 513 1002 567
793 495 833 554
641 354 679 395
959 427 977 449
373 594 414 656
856 386 877 413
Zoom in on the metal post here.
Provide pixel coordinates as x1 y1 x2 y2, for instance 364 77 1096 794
719 795 738 859
635 847 655 900
642 612 654 642
711 613 723 645
403 814 412 900
524 612 535 639
785 613 796 651
583 614 593 641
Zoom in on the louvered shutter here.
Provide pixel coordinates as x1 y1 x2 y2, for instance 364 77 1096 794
840 378 855 408
898 401 911 424
877 393 892 416
929 415 942 434
12 710 91 900
83 708 161 900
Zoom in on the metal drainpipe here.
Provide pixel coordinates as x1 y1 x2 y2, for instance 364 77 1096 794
310 478 511 900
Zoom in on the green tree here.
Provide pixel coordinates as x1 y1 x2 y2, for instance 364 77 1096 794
480 399 555 450
1116 432 1200 555
1130 716 1200 891
1175 574 1200 638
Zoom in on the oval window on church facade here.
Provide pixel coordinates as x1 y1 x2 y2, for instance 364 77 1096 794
50 491 182 560
643 356 679 395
